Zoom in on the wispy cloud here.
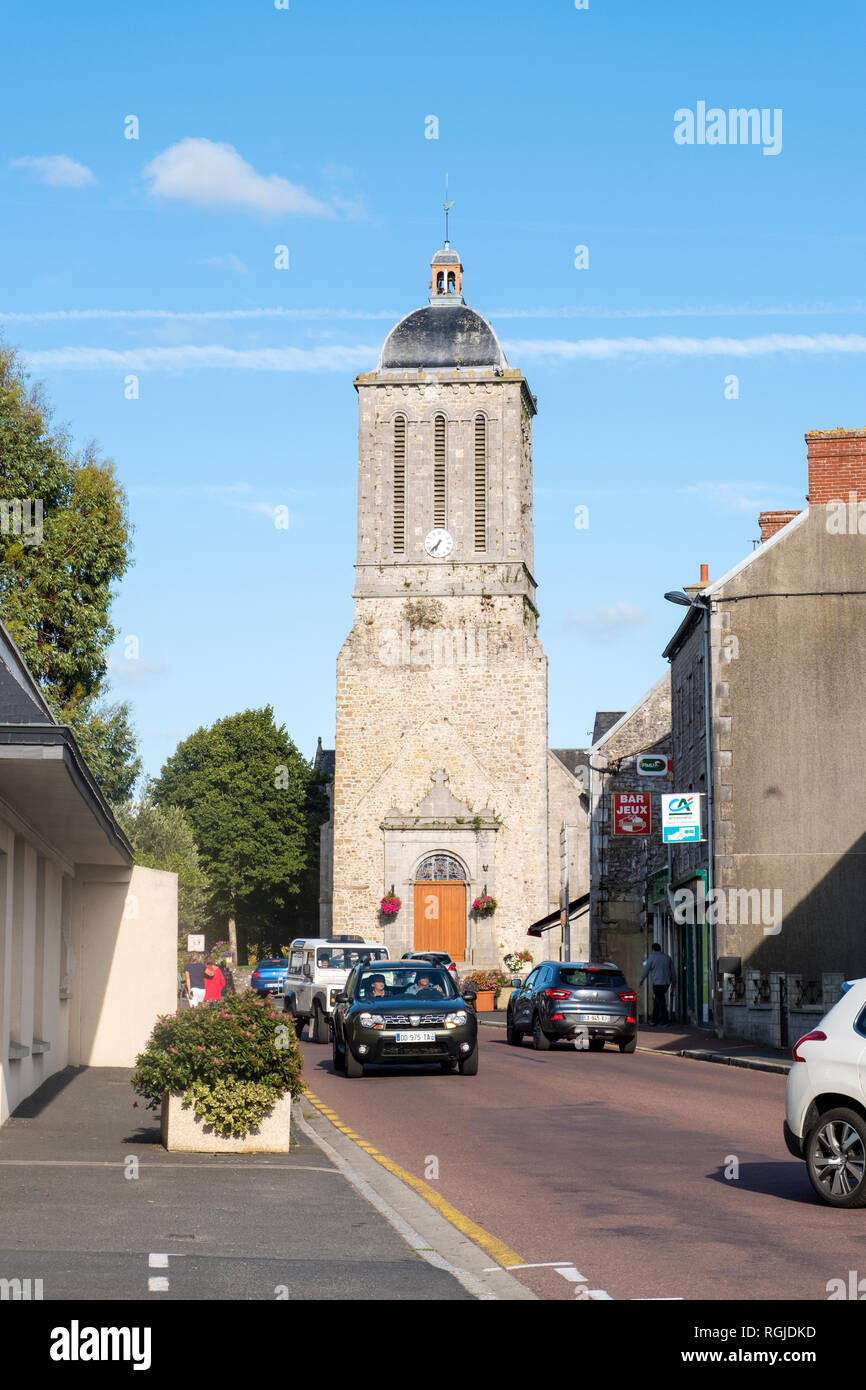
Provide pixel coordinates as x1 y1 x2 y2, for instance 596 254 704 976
128 482 303 513
142 138 334 217
504 333 866 361
562 603 650 643
9 154 95 188
199 254 248 274
0 307 397 323
21 332 866 373
492 303 866 320
107 655 167 686
22 344 376 371
677 481 796 515
5 305 865 324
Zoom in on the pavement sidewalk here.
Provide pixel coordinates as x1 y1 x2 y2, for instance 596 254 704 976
0 1066 529 1301
477 1011 792 1074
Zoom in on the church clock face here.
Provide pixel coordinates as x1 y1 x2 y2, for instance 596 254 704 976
424 527 454 559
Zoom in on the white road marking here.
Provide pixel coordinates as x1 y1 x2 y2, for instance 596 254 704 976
482 1259 613 1300
148 1253 169 1268
147 1277 169 1292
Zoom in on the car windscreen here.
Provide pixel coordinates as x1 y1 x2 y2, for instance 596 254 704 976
557 969 626 989
318 948 388 969
356 967 458 1000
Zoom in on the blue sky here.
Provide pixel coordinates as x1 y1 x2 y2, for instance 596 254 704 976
2 0 865 776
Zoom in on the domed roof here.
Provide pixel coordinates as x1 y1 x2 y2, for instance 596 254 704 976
379 301 507 370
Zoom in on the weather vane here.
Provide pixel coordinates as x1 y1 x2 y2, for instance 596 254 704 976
443 173 455 246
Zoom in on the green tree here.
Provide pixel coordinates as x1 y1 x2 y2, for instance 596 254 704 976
70 700 143 808
0 344 140 799
151 707 322 960
117 795 210 944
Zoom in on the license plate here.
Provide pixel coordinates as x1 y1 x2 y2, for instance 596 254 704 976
579 1014 612 1023
395 1031 436 1043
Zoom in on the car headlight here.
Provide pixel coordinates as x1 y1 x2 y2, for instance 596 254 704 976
444 1010 468 1028
358 1012 384 1030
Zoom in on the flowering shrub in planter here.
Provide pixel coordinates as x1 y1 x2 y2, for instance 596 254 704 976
131 992 304 1140
380 894 401 916
472 894 497 917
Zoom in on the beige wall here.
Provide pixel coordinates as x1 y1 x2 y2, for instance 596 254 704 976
69 864 177 1067
1 838 177 1125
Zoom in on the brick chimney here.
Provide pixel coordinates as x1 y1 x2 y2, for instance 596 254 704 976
806 427 866 504
758 510 801 542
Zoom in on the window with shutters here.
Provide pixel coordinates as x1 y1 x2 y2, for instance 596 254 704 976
393 415 406 553
433 415 446 528
474 413 487 551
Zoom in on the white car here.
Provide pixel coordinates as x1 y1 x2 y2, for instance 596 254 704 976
281 937 389 1043
785 978 866 1207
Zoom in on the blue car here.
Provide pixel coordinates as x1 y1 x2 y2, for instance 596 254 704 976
250 958 288 996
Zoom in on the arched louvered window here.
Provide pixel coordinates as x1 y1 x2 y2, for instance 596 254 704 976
474 413 487 551
433 415 447 528
393 416 406 554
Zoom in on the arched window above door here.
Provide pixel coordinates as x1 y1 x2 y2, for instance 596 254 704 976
415 852 466 881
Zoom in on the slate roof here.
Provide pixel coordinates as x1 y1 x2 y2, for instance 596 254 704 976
379 301 507 370
592 712 626 745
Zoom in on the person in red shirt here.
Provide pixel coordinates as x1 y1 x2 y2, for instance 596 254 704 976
203 958 226 1002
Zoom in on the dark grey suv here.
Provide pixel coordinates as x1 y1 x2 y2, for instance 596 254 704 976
506 961 638 1052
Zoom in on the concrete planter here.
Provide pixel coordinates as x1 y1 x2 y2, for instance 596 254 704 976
161 1091 292 1153
496 986 515 1012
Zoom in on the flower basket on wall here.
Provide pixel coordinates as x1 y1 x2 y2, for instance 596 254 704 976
380 894 401 916
472 893 496 917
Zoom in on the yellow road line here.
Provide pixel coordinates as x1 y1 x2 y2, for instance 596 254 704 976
304 1090 523 1269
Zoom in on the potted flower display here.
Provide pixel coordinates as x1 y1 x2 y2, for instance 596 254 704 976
465 969 509 1013
380 892 402 916
472 893 497 917
131 992 304 1154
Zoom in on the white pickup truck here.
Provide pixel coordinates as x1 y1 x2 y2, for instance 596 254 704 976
280 937 389 1043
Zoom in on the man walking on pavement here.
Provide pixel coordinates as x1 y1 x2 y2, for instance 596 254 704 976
640 942 675 1026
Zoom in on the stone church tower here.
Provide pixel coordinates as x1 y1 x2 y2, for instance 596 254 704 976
329 243 551 965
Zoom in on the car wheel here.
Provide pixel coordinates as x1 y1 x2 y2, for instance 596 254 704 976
332 1031 345 1072
618 1036 637 1053
458 1045 479 1075
588 1038 605 1052
806 1107 866 1207
532 1014 551 1051
344 1044 364 1079
506 1010 524 1046
312 1003 330 1044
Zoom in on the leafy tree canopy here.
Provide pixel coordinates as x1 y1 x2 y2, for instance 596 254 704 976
0 346 131 720
71 700 142 808
151 707 323 946
117 794 210 941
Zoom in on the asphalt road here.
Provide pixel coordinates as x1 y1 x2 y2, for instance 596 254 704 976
299 1024 866 1302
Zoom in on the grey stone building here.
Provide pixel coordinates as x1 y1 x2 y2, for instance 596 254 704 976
317 242 587 965
588 674 673 1016
663 428 866 1044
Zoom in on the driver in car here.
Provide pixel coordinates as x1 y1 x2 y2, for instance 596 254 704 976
408 972 444 998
